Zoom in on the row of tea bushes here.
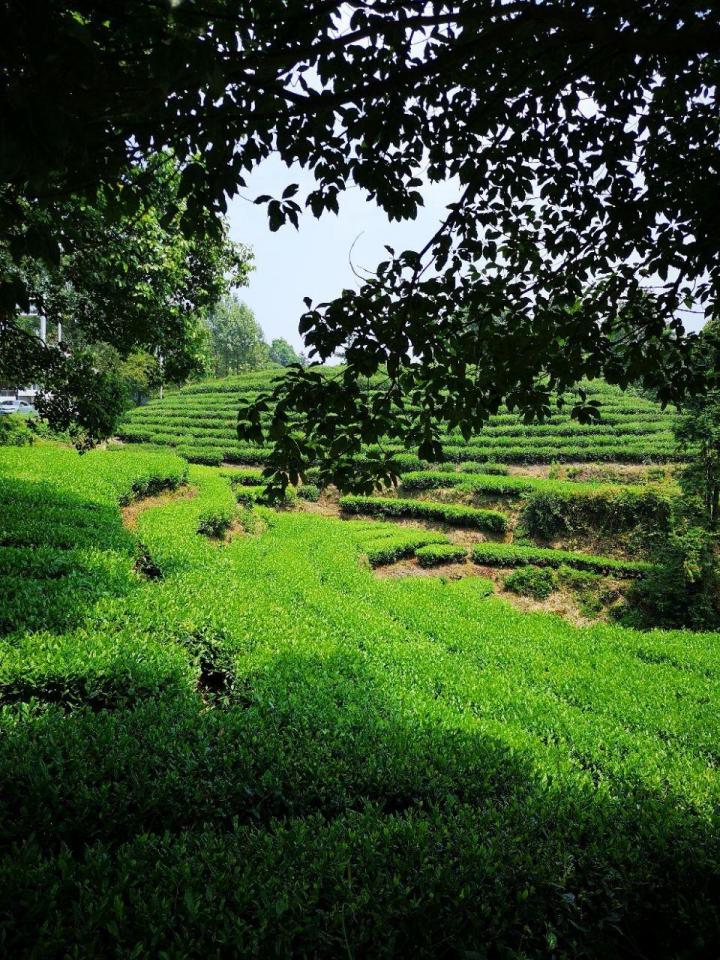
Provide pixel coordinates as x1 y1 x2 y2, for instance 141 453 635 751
0 449 717 956
339 495 508 533
118 371 681 466
400 470 674 535
0 446 188 636
416 544 469 567
470 543 654 578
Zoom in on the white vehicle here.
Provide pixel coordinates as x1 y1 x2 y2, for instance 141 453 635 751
0 398 35 415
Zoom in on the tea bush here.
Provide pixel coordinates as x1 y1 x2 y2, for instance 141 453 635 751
471 542 653 577
347 523 450 566
415 543 468 567
1 447 717 958
340 495 508 532
298 483 321 502
119 372 681 467
520 486 673 539
504 566 557 600
0 413 34 446
197 508 235 538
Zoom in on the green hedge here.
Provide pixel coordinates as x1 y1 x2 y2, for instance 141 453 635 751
520 486 672 538
223 468 263 487
456 462 509 475
401 470 534 496
340 495 508 533
363 531 450 566
471 543 653 577
504 566 557 600
415 544 468 567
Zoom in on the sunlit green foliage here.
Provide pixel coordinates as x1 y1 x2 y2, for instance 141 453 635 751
415 543 468 568
1 446 718 956
339 495 508 533
119 372 680 474
471 543 653 578
504 566 557 600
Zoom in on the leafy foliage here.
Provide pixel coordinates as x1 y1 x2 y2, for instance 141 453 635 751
340 494 508 533
297 483 321 502
519 486 672 540
0 413 34 447
623 522 720 630
1 2 716 473
0 446 719 955
675 390 720 528
120 371 680 479
1 155 250 441
204 295 268 376
269 338 303 368
471 542 653 578
197 508 236 539
504 567 557 601
415 543 468 568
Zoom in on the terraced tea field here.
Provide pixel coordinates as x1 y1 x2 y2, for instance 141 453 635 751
118 371 681 466
2 379 718 957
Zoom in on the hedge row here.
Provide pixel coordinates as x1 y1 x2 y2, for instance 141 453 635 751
400 472 674 535
363 532 450 566
519 487 673 538
340 495 508 533
470 543 654 577
0 449 717 957
415 544 469 567
401 470 535 496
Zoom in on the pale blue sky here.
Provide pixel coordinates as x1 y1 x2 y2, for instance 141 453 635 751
227 156 459 352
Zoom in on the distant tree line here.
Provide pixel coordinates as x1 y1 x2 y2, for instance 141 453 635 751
203 294 304 378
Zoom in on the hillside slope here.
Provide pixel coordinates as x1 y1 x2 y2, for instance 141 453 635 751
118 372 681 466
0 446 718 956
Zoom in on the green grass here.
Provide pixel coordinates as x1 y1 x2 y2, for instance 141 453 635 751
0 446 718 956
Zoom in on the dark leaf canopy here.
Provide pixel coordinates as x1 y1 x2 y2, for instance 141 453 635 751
1 1 718 476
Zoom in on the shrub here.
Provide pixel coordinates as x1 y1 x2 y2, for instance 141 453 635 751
401 470 532 497
520 486 672 539
622 523 720 630
177 446 223 466
235 485 266 506
0 414 34 447
456 462 509 475
363 531 449 566
224 468 263 487
298 484 321 502
415 544 468 567
504 566 556 600
339 495 507 533
556 565 602 591
471 543 652 578
277 486 297 509
197 508 235 538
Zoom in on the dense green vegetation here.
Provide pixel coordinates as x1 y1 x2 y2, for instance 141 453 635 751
339 494 508 533
470 542 654 578
0 444 718 957
119 372 680 467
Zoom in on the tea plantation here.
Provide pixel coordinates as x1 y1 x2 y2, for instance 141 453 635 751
118 371 681 466
1 431 719 957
